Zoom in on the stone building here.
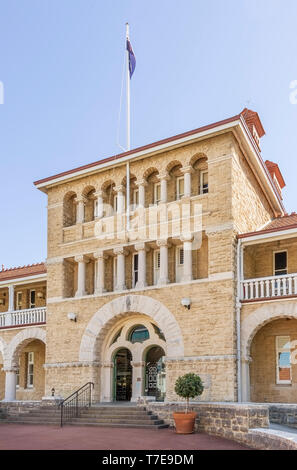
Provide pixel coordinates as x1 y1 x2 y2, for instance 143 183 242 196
1 108 296 405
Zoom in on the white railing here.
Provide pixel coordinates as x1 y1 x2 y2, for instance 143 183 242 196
241 273 297 301
0 307 46 328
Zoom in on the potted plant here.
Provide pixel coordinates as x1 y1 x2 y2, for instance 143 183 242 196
173 373 204 434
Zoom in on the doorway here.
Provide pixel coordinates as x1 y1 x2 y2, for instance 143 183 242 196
113 348 132 401
144 346 166 401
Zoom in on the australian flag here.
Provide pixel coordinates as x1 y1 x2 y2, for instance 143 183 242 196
127 39 136 78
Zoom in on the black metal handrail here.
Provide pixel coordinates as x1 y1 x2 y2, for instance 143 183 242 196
59 382 94 427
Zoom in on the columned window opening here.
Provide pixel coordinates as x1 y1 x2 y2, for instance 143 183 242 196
63 191 77 227
132 253 139 288
83 187 96 223
153 249 160 285
176 176 184 200
154 182 161 205
200 170 208 194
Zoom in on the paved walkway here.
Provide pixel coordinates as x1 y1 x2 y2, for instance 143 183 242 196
0 423 250 450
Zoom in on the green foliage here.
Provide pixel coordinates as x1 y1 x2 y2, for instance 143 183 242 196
174 373 204 400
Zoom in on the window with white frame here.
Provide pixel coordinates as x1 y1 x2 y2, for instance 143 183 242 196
133 253 139 287
276 336 291 384
16 291 22 310
154 183 161 205
200 170 208 194
274 251 287 276
29 290 36 309
175 247 184 282
153 250 160 284
133 189 139 210
27 352 34 388
176 176 184 200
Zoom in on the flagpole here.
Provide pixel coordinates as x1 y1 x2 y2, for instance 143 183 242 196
126 22 130 231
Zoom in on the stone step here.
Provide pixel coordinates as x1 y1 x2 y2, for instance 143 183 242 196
70 417 163 425
66 422 169 429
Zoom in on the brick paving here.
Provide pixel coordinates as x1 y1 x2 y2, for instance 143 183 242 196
0 423 251 450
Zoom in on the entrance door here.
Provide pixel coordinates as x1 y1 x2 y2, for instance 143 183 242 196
145 346 166 401
113 348 132 401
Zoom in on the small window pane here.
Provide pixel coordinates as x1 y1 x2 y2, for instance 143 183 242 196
129 325 150 343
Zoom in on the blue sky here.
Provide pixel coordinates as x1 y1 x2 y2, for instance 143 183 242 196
1 0 297 268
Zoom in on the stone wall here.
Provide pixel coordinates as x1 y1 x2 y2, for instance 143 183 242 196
145 402 269 444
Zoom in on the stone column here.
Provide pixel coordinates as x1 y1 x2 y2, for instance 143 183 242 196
181 166 193 198
131 361 145 402
159 172 170 204
8 284 14 311
114 247 128 291
94 251 107 294
241 357 251 402
135 243 147 289
75 255 88 297
115 185 125 214
100 362 114 402
157 239 170 285
181 235 193 282
94 191 105 219
3 368 17 401
76 198 85 224
136 179 147 208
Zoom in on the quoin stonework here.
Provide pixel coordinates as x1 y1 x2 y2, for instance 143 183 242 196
1 108 297 406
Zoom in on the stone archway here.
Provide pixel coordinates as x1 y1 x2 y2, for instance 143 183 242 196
79 294 184 363
4 327 46 369
241 300 297 360
241 300 297 402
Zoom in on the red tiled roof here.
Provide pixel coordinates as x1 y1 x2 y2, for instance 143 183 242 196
0 263 46 282
238 213 297 239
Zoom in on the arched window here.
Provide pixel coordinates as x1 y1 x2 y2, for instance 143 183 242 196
128 325 149 343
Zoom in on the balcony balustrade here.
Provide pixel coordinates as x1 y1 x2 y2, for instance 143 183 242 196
0 307 46 328
241 273 297 301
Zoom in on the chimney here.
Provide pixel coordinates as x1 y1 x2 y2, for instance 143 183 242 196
240 108 265 151
265 160 286 199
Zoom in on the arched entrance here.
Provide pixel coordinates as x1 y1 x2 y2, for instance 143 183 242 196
113 348 132 401
144 346 166 401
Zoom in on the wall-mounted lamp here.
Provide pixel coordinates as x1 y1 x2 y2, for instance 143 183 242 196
37 291 44 299
51 388 55 397
181 298 191 310
67 312 77 322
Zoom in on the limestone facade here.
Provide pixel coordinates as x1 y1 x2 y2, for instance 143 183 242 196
1 108 296 405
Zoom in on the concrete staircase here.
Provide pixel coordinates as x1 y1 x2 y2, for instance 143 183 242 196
1 404 169 429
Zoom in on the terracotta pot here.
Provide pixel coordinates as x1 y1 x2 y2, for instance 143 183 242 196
173 411 197 434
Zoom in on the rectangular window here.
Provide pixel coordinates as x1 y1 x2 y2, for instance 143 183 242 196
154 183 161 205
178 247 184 265
154 250 160 285
16 292 22 310
176 176 184 200
133 254 139 287
200 171 208 194
276 336 291 384
27 352 34 388
30 290 36 309
274 251 288 276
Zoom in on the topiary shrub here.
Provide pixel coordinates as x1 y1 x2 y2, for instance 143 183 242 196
174 373 204 413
